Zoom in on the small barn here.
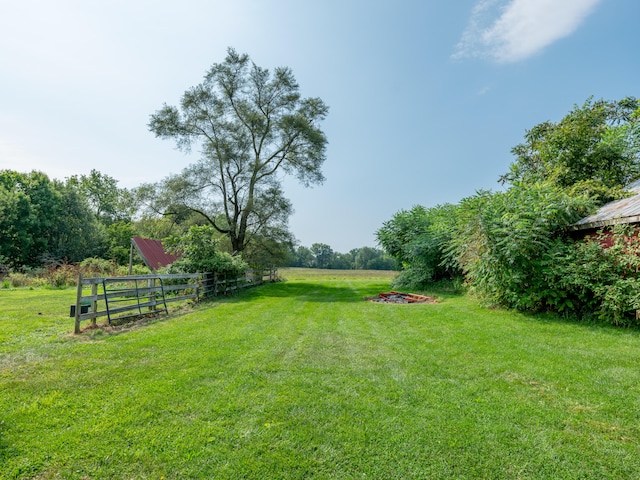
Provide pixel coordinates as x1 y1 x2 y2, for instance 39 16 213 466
570 180 640 241
130 236 181 272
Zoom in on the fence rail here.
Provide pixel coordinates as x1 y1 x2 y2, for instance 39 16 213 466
72 269 277 333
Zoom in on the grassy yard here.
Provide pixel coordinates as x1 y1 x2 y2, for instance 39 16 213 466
1 269 640 479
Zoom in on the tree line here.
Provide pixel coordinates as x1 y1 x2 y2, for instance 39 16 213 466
0 169 135 269
377 97 640 326
0 168 394 273
286 244 397 270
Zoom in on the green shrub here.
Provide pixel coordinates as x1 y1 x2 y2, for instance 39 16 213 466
79 257 117 277
377 204 459 289
554 227 640 326
114 264 149 276
41 264 79 288
447 183 594 311
164 225 248 277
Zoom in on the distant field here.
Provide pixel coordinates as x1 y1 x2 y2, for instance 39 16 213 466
1 270 640 479
279 267 398 279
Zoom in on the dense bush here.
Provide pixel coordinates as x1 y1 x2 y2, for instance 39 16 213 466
79 257 118 276
6 272 31 288
40 263 80 288
446 183 595 310
553 227 640 326
381 185 640 326
164 225 247 277
376 204 459 288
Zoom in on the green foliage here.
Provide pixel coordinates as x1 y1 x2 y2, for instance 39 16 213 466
286 245 396 270
6 272 30 288
448 183 594 310
67 169 135 224
552 226 640 326
353 246 394 270
376 97 640 324
105 221 137 265
310 243 333 269
331 251 354 269
241 230 295 268
0 170 113 267
42 264 80 288
132 208 203 241
165 225 247 276
48 179 107 262
501 97 640 203
289 245 314 268
440 184 640 326
377 204 459 288
79 257 119 276
0 170 61 267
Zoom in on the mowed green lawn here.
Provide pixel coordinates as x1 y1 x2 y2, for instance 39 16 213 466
1 268 640 479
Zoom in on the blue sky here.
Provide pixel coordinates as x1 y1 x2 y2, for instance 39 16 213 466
1 0 638 252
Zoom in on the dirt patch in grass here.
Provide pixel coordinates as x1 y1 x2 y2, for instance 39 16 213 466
367 291 436 304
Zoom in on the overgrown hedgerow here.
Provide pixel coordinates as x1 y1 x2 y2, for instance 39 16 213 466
379 97 640 326
446 183 594 311
380 183 640 326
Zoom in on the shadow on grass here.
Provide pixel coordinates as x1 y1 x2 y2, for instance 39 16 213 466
0 416 13 466
515 308 640 335
223 281 382 303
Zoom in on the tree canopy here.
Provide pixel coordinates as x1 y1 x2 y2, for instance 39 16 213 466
145 47 329 255
0 170 107 267
164 225 247 277
500 97 640 202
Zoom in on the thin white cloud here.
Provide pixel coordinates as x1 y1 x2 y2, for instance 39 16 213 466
453 0 602 63
477 85 492 96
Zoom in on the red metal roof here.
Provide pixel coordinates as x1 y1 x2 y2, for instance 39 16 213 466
131 236 181 271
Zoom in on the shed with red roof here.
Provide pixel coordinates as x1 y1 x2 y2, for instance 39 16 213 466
130 236 181 272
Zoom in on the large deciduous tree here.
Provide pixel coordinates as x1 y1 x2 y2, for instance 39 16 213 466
146 48 329 254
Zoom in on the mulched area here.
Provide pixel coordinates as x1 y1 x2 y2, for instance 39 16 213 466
367 291 435 304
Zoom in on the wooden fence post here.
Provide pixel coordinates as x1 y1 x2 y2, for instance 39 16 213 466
91 282 97 327
148 277 155 312
74 273 83 334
